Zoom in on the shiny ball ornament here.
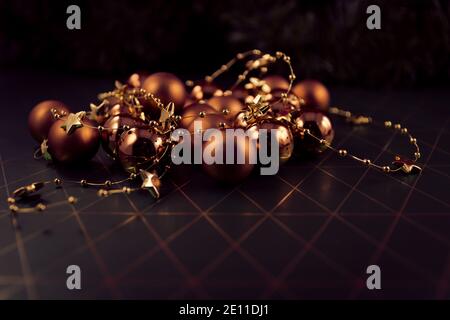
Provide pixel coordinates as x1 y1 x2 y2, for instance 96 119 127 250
292 80 330 112
142 72 187 112
28 100 70 142
101 115 145 157
231 87 249 103
117 128 165 174
181 103 226 133
263 75 290 91
47 119 100 163
208 96 245 122
294 111 334 154
250 121 294 164
202 130 255 184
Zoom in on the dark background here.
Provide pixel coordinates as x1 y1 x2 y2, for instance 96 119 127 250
0 0 449 87
0 0 449 300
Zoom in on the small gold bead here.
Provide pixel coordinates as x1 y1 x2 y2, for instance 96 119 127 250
218 122 226 129
222 108 230 115
185 80 194 87
198 111 206 118
174 115 182 121
382 166 391 173
303 129 310 135
122 125 130 131
67 196 77 204
7 197 15 204
363 159 371 165
344 111 352 118
130 173 137 180
35 203 46 211
410 138 417 144
289 74 296 81
414 152 421 159
319 139 327 145
53 178 62 186
394 124 401 130
236 53 244 59
97 189 109 197
97 126 104 132
283 56 291 62
205 76 213 82
122 187 131 194
338 149 347 157
238 75 246 81
104 180 112 187
80 180 88 187
9 205 19 213
220 64 227 71
384 121 392 128
401 128 408 134
280 93 288 99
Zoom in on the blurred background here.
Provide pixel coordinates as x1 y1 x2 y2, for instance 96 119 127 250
0 0 449 87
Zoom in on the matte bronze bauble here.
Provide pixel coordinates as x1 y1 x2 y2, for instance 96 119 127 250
117 128 166 173
251 121 294 164
292 80 330 112
269 89 301 116
47 119 100 163
142 72 187 112
28 100 70 142
180 103 226 133
208 96 245 122
101 115 145 157
263 75 290 91
231 87 249 103
294 111 334 154
202 130 255 184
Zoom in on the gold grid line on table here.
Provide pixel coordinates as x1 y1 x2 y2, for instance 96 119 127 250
0 99 446 298
349 116 450 299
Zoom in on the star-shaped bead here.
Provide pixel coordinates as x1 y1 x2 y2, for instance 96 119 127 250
61 111 86 134
159 102 175 129
89 102 106 121
392 155 422 174
140 169 161 199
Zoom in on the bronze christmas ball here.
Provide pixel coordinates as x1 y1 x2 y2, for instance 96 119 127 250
251 121 294 164
292 80 330 112
180 103 226 133
231 87 249 103
208 96 245 122
294 111 334 154
142 72 187 112
202 130 255 184
28 100 70 143
263 75 290 91
101 115 145 157
47 118 100 163
117 127 166 173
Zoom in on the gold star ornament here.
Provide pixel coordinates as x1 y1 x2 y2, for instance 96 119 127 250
61 111 86 134
392 155 422 174
140 170 161 199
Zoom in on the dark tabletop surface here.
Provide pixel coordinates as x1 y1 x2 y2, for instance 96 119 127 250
0 71 449 299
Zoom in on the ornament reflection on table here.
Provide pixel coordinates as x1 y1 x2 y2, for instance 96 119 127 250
8 49 422 214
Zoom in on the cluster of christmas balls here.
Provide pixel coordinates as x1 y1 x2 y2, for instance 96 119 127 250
28 70 334 184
